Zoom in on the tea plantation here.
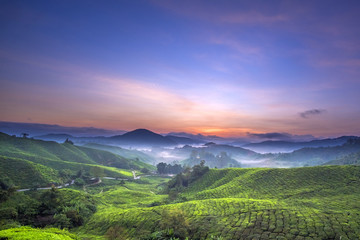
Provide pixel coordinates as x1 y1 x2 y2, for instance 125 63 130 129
78 166 360 239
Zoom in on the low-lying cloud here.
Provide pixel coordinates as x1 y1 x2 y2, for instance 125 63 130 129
300 109 327 118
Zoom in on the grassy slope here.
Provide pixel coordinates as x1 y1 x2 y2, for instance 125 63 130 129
82 166 360 240
0 133 155 187
324 151 360 166
0 133 152 169
0 227 79 240
83 143 156 165
273 141 360 166
0 156 60 188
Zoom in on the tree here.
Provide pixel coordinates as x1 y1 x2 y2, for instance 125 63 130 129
157 162 167 174
21 133 29 138
39 186 61 215
90 166 104 178
159 209 189 239
64 138 74 145
53 213 71 229
140 167 150 174
59 169 73 183
105 225 127 240
74 178 85 186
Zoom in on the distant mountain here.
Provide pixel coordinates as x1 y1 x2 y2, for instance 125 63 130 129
167 132 228 143
33 129 204 148
243 136 360 153
204 144 259 159
165 135 204 145
34 133 74 142
110 129 177 147
271 138 360 166
323 151 360 166
0 121 125 137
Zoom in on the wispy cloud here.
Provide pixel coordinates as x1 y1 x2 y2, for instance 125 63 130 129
219 12 287 24
153 1 288 26
299 109 327 119
210 37 262 57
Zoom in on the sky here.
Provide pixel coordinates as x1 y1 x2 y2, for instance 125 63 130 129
1 0 360 138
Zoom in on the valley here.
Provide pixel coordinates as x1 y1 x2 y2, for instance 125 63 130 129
0 131 359 239
2 1 360 239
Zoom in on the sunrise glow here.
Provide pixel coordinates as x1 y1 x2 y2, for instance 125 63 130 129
1 1 360 137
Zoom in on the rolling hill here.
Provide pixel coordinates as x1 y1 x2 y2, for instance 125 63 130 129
0 156 60 188
81 165 360 239
0 132 153 188
243 136 360 153
83 143 156 164
324 151 360 166
270 138 360 166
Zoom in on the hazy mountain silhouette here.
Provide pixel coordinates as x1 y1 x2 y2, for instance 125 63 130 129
34 133 74 142
165 135 204 145
0 121 125 137
243 136 360 153
110 129 177 146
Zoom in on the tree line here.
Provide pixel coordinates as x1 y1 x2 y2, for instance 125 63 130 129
156 162 183 175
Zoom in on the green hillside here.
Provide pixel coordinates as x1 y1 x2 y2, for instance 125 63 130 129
80 165 360 239
0 227 79 240
1 132 359 239
0 133 153 188
83 143 156 165
272 139 360 166
0 156 60 188
324 151 360 166
0 132 152 169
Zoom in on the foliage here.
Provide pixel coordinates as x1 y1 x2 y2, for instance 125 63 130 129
159 209 189 239
167 160 209 191
272 138 360 166
324 151 360 165
0 226 79 239
0 188 96 230
0 155 60 188
0 132 139 188
2 130 360 240
156 162 183 174
81 165 360 239
182 149 241 168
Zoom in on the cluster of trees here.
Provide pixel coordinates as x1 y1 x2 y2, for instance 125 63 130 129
167 160 209 191
0 177 16 203
0 187 96 230
156 162 183 175
187 150 241 168
64 138 74 145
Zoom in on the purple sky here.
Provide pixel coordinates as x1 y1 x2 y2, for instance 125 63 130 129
1 0 360 137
